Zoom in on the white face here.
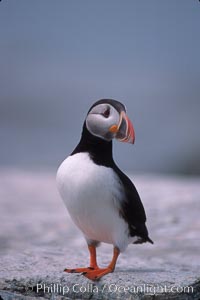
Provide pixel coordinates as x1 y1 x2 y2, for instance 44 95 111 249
86 104 120 141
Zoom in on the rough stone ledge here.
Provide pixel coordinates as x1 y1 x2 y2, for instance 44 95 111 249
0 248 199 300
0 170 200 299
0 277 200 300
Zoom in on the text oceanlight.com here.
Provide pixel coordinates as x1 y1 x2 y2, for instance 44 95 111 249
34 283 194 295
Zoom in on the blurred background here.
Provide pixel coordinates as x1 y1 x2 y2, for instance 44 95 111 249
0 0 200 175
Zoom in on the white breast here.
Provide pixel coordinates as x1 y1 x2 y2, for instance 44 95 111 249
56 152 131 251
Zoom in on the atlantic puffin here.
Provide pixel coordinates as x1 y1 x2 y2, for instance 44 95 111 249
56 99 153 281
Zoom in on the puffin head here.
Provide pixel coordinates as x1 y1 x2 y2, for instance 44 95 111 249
85 99 135 144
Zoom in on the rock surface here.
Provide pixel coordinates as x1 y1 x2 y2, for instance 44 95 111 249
0 169 200 299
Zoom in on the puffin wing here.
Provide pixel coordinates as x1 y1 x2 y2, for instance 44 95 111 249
114 165 153 244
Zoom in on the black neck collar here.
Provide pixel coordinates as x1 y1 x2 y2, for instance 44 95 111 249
71 122 114 167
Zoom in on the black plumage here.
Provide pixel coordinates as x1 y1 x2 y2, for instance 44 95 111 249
71 99 153 245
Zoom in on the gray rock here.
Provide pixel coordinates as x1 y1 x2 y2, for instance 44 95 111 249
0 170 200 299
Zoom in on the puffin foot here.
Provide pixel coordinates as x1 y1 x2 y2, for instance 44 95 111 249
82 267 113 281
64 246 120 281
64 267 96 273
83 247 120 281
64 245 99 274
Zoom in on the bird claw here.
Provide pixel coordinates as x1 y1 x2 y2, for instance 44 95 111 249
64 267 94 274
82 267 113 281
64 266 112 280
81 271 87 275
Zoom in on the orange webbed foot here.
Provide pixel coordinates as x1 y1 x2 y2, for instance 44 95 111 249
82 267 113 281
64 245 99 274
64 246 120 281
64 266 96 274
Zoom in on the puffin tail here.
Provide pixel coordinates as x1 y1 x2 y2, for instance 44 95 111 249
146 236 154 244
133 236 154 245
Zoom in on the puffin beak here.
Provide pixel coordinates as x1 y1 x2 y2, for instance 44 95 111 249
109 111 135 144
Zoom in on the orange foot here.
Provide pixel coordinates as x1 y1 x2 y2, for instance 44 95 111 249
82 267 113 281
64 267 97 274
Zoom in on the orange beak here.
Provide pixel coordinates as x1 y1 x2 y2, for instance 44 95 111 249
109 111 135 144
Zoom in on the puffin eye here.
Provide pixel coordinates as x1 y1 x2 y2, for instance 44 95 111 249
102 108 110 118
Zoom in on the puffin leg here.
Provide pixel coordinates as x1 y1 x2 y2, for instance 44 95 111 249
64 245 98 273
83 247 120 281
